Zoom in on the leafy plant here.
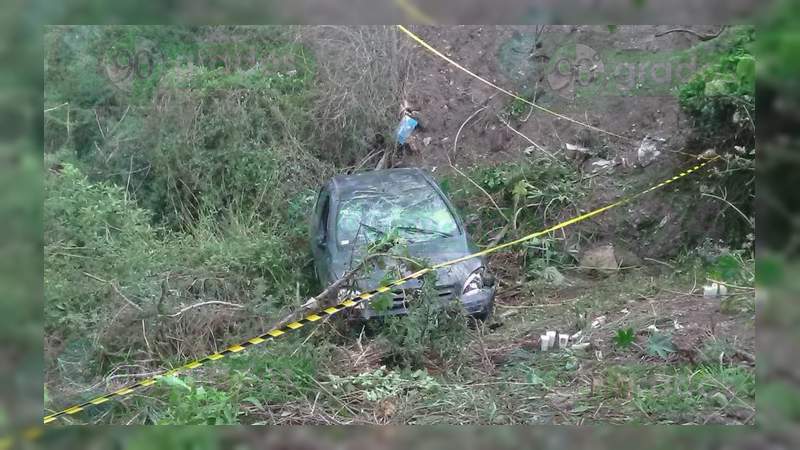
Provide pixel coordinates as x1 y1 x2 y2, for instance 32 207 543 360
155 375 238 425
377 272 468 369
613 327 636 348
678 27 755 142
327 366 440 402
646 333 676 359
480 167 508 193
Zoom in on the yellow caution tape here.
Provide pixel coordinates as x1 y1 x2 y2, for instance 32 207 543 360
41 155 718 425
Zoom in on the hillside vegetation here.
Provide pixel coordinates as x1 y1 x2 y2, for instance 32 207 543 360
44 25 754 425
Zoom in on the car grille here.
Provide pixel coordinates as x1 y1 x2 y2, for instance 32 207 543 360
387 284 456 310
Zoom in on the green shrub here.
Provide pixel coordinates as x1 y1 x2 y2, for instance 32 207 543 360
678 27 755 147
154 375 239 425
377 272 469 369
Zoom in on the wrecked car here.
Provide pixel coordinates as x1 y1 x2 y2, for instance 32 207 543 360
310 168 496 319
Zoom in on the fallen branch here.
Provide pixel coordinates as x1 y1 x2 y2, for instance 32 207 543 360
701 192 754 228
271 252 419 330
82 272 144 312
655 26 727 41
166 301 246 318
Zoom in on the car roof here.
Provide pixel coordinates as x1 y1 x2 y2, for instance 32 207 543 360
329 168 435 198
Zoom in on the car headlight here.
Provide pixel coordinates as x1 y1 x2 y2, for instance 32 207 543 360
462 268 485 295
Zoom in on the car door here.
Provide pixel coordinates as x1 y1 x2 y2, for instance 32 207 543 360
311 185 333 284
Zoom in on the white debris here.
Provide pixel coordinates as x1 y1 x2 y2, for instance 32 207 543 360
703 283 729 298
423 136 432 146
558 333 570 349
646 324 659 333
540 334 551 351
673 320 684 330
565 143 590 153
591 316 607 329
590 158 614 171
637 135 664 167
546 331 557 348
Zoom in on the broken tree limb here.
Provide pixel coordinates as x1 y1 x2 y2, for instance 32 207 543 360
270 252 423 330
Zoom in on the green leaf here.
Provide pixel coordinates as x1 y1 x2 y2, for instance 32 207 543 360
511 180 528 199
160 375 191 391
735 55 756 88
646 333 676 359
613 327 635 348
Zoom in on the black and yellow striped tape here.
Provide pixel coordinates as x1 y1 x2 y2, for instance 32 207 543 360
42 156 719 425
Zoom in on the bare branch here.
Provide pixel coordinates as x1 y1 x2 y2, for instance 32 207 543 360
166 301 246 318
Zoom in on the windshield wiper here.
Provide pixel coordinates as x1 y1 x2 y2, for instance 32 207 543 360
359 222 386 236
395 225 452 238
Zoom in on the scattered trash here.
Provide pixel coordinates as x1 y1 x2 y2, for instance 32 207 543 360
587 158 615 173
620 308 629 315
547 331 557 347
646 324 659 333
591 315 607 329
422 136 432 146
570 330 583 341
540 333 552 351
637 135 664 167
564 143 592 162
703 282 728 298
595 350 603 361
565 143 590 154
673 320 684 330
395 114 418 144
538 330 576 352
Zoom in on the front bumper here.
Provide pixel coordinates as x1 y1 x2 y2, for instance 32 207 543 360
354 285 496 319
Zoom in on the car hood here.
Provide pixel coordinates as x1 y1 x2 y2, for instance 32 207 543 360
330 236 483 290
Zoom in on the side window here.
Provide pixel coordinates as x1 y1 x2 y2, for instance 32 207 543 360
318 192 330 241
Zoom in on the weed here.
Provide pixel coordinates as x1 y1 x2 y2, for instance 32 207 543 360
327 366 440 402
613 327 636 348
154 375 238 425
631 365 754 424
678 27 755 145
646 333 676 359
505 97 531 120
377 272 469 369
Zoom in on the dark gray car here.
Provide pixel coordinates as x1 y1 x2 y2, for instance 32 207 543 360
310 168 496 319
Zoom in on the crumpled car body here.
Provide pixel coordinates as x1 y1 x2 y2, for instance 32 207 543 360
310 168 496 319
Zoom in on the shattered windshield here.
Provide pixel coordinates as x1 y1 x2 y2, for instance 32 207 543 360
336 185 459 246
